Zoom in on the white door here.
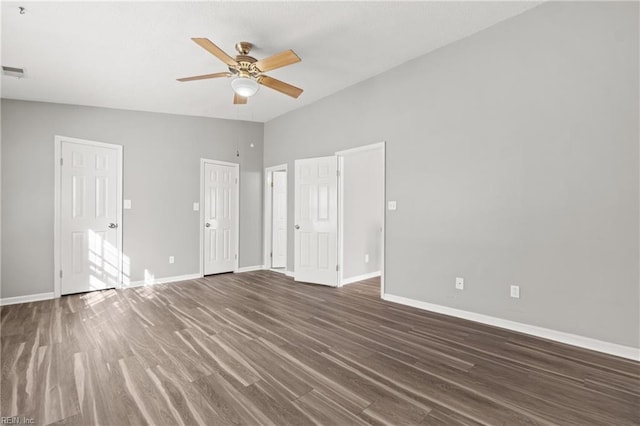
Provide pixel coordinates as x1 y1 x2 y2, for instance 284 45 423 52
294 156 338 286
203 162 238 275
271 171 287 268
60 140 121 295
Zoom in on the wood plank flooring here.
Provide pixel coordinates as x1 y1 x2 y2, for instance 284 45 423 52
1 271 638 425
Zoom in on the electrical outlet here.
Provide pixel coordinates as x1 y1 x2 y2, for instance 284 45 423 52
456 277 464 290
388 201 397 211
510 285 520 298
364 254 369 263
193 202 199 211
169 256 175 264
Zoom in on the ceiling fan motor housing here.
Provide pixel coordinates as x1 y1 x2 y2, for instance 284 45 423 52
229 56 262 78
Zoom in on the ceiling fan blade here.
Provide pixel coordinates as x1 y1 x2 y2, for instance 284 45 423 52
259 75 303 98
254 50 300 72
233 93 248 105
177 72 231 82
191 38 238 66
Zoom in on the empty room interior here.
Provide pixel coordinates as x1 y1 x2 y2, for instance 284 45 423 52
1 1 639 425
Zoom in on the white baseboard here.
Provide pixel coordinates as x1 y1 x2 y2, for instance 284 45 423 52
237 265 265 273
271 269 295 278
0 292 55 306
382 293 640 362
124 273 202 289
341 271 381 286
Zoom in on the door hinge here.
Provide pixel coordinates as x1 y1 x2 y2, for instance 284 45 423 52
235 254 238 260
271 181 274 188
270 252 273 258
336 265 339 272
60 158 63 166
60 270 63 278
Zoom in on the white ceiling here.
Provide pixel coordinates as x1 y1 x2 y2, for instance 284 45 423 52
1 1 541 123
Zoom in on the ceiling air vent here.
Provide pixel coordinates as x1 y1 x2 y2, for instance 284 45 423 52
2 66 25 78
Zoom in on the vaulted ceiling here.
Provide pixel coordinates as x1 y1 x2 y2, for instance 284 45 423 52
1 1 541 122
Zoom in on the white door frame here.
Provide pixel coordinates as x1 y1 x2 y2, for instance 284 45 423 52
53 135 124 298
263 164 288 271
335 142 386 294
199 158 240 276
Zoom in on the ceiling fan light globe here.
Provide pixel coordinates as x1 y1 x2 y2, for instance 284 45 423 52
231 77 259 97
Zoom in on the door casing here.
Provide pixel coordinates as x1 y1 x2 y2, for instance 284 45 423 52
54 135 123 298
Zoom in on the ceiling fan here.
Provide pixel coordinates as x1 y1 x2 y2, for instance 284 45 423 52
177 38 303 104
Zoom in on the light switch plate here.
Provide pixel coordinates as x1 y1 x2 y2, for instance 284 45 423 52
456 277 464 290
388 201 397 211
124 199 132 209
193 202 199 211
510 285 520 298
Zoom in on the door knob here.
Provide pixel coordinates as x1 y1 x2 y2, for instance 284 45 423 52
108 223 118 229
295 225 300 230
205 223 211 228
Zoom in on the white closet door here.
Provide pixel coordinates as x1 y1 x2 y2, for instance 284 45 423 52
60 141 120 295
294 156 338 286
204 162 238 275
271 171 287 268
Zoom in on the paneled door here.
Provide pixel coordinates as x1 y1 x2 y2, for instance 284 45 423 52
294 156 338 286
271 170 287 268
203 161 238 275
59 138 122 295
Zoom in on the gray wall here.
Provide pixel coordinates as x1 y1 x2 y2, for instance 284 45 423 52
1 99 263 298
265 2 639 347
342 147 384 280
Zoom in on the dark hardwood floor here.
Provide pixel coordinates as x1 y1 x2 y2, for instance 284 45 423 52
1 270 638 425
